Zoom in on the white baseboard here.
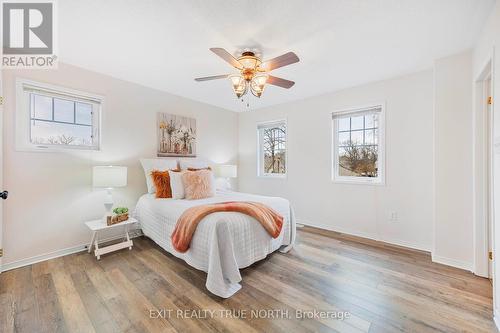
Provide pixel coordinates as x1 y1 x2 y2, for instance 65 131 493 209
494 309 500 331
296 218 432 252
1 229 143 272
297 219 475 271
431 254 473 272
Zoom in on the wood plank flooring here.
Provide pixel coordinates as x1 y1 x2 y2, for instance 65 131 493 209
0 226 496 333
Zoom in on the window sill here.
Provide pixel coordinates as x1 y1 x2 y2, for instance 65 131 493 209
257 174 287 179
16 144 100 153
332 177 385 186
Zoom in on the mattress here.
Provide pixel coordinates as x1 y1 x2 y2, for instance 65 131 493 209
133 189 296 298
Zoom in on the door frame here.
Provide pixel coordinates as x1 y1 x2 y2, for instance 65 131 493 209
473 51 495 278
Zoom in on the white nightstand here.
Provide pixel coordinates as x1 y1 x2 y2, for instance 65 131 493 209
85 217 138 260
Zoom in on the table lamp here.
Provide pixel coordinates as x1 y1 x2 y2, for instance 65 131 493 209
214 164 237 190
93 166 127 218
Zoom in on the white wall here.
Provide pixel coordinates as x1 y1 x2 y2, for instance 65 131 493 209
1 63 238 268
238 70 434 251
433 51 474 270
473 0 500 324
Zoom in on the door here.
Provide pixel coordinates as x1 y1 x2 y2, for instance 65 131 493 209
0 68 3 272
486 76 493 279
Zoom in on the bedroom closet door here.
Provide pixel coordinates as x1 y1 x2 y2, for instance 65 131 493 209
0 69 4 272
486 76 493 279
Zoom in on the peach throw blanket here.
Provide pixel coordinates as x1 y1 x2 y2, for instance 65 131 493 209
171 201 284 253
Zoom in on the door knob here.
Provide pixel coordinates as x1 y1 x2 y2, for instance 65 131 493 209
0 191 8 200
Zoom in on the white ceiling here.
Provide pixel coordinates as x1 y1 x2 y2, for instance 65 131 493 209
59 0 494 112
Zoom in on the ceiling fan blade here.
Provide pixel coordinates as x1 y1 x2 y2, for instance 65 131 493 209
210 48 243 69
260 52 299 71
267 75 295 89
194 74 230 82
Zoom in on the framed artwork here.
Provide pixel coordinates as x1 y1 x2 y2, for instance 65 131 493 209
157 113 196 157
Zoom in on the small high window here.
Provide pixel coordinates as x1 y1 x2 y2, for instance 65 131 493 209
16 80 102 151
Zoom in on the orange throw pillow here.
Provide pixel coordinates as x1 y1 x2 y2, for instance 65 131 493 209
151 170 173 198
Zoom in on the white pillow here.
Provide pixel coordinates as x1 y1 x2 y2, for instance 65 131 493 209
169 171 186 199
140 158 178 193
179 158 211 170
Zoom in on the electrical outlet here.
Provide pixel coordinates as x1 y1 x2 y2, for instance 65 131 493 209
389 211 398 222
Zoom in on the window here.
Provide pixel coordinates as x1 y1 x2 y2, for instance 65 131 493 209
16 80 102 151
332 105 384 184
257 120 287 177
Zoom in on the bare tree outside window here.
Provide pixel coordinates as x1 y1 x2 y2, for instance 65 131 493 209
258 122 286 176
337 112 380 178
339 142 378 177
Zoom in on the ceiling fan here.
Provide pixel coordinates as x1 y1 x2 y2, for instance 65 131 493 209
195 48 299 98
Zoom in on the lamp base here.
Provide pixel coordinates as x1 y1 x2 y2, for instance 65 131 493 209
103 189 113 221
224 177 232 190
215 177 232 191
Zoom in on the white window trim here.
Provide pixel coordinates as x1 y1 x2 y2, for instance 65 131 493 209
15 79 103 152
256 118 288 179
331 103 386 185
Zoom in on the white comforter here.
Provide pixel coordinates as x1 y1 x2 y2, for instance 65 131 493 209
133 190 296 298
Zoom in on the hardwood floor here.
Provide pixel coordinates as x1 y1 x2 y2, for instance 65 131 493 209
0 226 496 333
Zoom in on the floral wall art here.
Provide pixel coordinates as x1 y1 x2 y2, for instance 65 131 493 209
157 113 197 157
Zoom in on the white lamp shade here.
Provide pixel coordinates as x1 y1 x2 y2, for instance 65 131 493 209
214 164 237 178
93 166 127 188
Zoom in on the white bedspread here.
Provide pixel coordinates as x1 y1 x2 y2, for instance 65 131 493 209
133 190 296 298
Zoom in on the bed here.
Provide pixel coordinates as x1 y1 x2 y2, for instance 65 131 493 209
133 189 296 298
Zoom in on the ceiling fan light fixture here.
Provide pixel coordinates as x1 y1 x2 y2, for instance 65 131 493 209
229 74 247 98
195 48 299 102
250 74 268 98
238 51 261 70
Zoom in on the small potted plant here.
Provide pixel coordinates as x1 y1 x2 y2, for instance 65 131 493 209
107 207 129 226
